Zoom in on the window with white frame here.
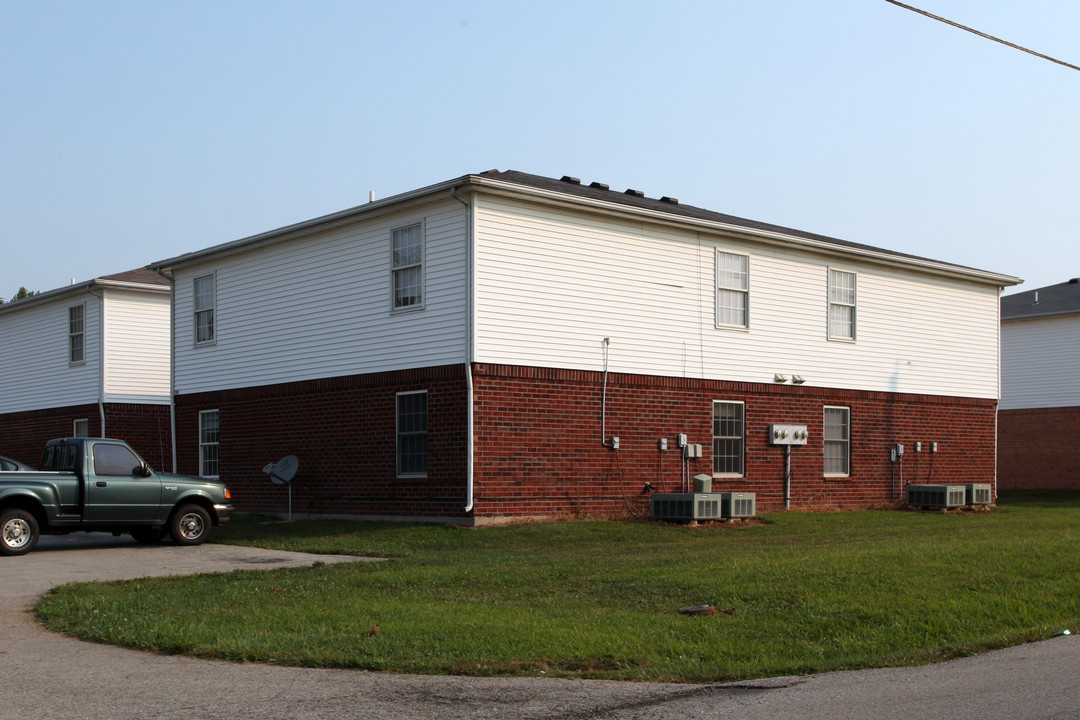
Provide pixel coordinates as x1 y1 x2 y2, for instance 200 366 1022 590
828 269 856 340
716 251 749 328
69 304 85 364
73 419 89 438
823 406 850 476
713 401 745 475
199 410 220 478
391 223 424 310
194 274 216 345
396 391 428 476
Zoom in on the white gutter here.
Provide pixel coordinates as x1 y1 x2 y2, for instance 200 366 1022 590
450 185 476 514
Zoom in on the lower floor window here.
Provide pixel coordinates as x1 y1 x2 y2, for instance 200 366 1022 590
712 401 745 475
199 409 220 478
397 391 428 476
824 406 850 475
73 418 89 438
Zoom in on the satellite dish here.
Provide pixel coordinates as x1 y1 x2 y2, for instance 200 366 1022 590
264 455 299 485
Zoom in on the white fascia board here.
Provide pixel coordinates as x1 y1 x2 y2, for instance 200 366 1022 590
465 176 1022 289
0 279 168 318
150 178 467 271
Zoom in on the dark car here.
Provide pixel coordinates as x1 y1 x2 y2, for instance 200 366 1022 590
0 455 33 471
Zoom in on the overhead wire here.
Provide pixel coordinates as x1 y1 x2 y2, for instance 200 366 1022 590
885 0 1080 73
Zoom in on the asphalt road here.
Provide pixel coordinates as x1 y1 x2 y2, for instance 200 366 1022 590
1 533 1077 720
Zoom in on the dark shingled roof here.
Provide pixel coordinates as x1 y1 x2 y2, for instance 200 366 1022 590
100 267 170 287
1001 278 1080 320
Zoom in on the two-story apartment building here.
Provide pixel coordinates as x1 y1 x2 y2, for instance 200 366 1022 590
999 279 1080 489
0 269 172 468
151 170 1019 522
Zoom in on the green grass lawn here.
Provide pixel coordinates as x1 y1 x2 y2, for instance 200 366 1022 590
35 491 1080 683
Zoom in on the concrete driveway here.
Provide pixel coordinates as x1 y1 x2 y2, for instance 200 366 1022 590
1 534 1077 720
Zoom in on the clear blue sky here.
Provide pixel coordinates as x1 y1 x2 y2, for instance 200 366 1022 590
3 0 1077 298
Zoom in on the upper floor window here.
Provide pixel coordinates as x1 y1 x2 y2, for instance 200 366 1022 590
396 390 428 477
828 269 856 340
391 223 424 310
713 401 745 476
194 275 216 345
824 406 851 476
68 305 85 365
716 251 749 328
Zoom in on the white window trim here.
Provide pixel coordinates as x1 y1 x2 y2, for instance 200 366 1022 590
827 268 857 342
396 390 428 478
68 303 86 366
390 220 426 313
712 400 746 477
73 418 90 438
715 249 750 330
823 405 851 477
193 273 217 347
198 409 220 479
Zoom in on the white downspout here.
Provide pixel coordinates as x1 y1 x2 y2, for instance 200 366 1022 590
451 186 476 513
154 267 178 473
86 285 107 437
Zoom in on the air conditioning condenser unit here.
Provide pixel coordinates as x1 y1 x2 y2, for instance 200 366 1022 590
905 484 967 508
651 492 756 521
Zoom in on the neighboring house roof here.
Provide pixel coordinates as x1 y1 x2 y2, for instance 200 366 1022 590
0 266 169 317
1001 278 1080 320
151 169 1021 287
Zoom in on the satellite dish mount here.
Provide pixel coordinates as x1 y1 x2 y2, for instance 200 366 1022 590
262 455 299 521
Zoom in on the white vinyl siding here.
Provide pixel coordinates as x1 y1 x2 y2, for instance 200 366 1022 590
828 269 856 341
473 196 1001 399
199 409 220 478
0 295 101 414
823 406 850 476
171 200 468 395
102 289 171 402
716 251 749 328
1000 314 1080 410
68 304 86 364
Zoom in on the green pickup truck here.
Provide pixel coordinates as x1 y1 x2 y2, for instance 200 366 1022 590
0 437 233 556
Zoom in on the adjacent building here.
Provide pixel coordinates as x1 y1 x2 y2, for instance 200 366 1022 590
999 278 1080 489
149 170 1018 522
0 269 173 468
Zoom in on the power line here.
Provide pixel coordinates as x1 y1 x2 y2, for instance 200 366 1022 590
885 0 1080 73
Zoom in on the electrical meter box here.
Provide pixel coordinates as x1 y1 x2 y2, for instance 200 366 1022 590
768 424 808 445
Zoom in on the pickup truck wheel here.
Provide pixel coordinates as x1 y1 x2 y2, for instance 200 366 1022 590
169 505 212 546
1 509 39 556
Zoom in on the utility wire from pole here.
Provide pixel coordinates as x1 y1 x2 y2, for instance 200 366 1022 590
885 0 1080 73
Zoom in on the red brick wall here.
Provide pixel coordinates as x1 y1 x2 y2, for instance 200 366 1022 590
0 403 172 469
174 365 469 519
471 364 998 518
171 363 998 522
998 407 1080 489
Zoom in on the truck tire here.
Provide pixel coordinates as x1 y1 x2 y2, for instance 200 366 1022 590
0 508 40 556
169 504 212 546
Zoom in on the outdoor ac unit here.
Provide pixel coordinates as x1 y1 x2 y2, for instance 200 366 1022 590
651 492 756 521
965 483 992 506
721 492 756 518
905 484 967 508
